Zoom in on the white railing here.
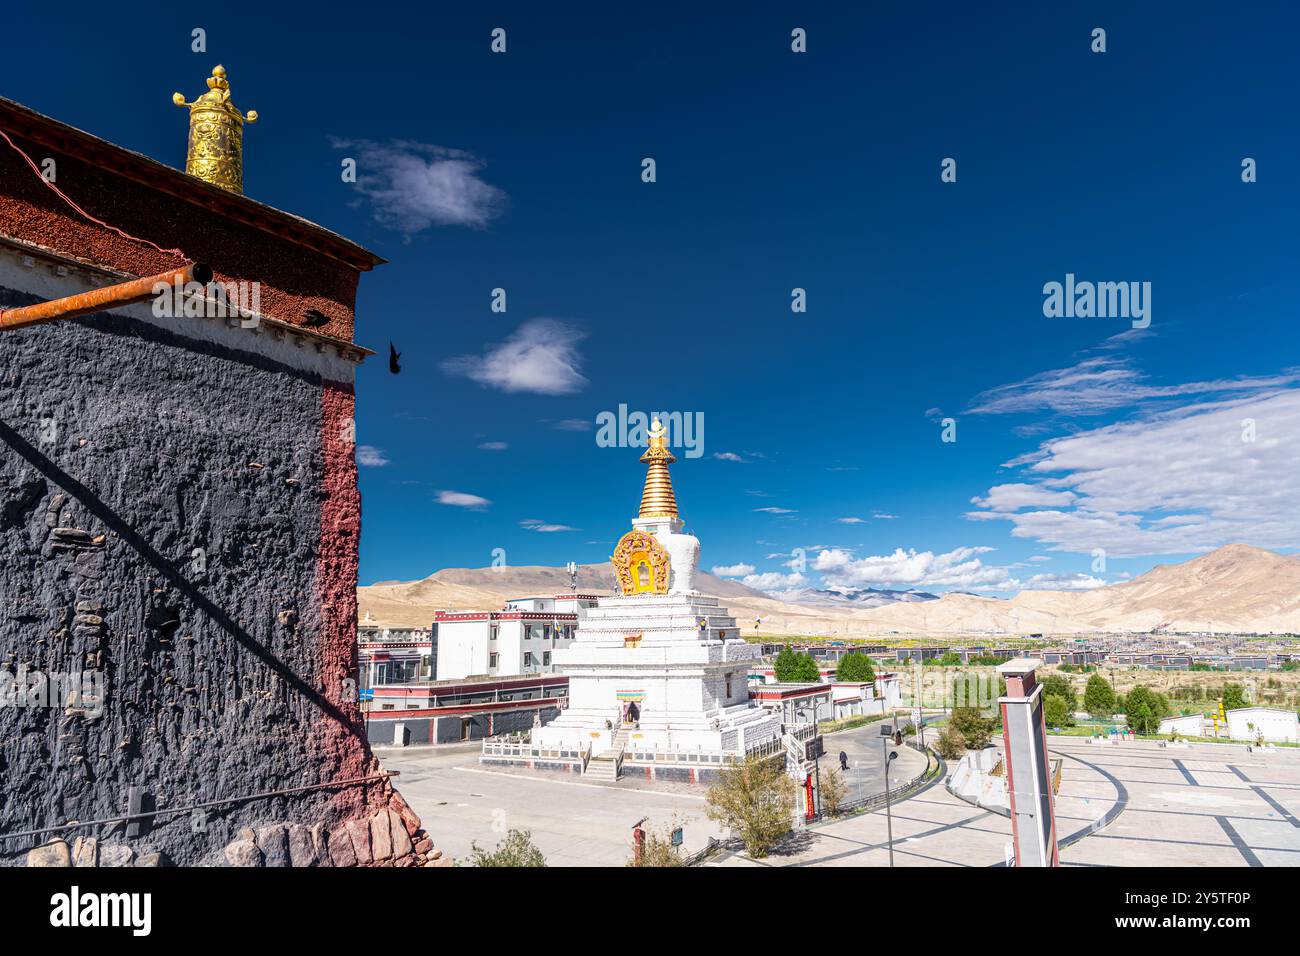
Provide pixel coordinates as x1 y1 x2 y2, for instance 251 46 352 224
481 737 591 765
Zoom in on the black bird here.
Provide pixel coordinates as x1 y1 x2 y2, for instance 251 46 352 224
388 342 402 375
302 308 330 328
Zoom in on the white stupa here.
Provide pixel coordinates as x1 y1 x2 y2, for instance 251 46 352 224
533 420 782 761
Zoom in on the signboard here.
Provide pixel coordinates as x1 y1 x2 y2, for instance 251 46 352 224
615 690 645 701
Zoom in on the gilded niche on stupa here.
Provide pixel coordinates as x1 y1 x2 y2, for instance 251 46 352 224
610 530 670 595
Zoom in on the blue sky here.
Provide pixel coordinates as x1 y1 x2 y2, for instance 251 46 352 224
5 2 1298 594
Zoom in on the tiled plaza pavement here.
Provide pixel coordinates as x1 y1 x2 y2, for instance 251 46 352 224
380 733 1300 867
710 757 1016 867
713 737 1300 867
1053 738 1300 868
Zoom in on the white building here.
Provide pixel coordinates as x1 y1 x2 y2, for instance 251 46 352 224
1225 706 1299 743
357 623 434 687
1157 713 1206 737
531 420 782 764
434 595 595 681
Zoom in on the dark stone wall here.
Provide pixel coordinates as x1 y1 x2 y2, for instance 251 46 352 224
0 290 380 865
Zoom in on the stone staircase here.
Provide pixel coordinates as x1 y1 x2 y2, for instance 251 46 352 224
783 731 815 780
584 726 629 781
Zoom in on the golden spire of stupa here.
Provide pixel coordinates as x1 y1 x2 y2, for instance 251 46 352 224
638 418 679 519
172 65 258 194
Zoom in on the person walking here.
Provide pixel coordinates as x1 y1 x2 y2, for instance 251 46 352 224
838 750 849 771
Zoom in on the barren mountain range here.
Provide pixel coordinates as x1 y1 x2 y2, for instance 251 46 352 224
357 544 1300 637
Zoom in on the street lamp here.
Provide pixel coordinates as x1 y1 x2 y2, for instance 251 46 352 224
880 726 898 867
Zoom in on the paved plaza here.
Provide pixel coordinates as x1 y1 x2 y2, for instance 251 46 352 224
378 731 1300 867
376 742 726 866
1051 737 1300 867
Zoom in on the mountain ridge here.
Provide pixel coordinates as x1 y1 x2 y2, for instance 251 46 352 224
357 544 1300 636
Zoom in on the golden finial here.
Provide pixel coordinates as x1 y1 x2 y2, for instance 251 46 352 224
172 65 258 194
638 418 679 518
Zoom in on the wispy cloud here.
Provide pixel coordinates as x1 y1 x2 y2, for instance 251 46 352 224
356 445 389 467
712 563 756 577
967 387 1300 556
967 350 1298 418
442 319 588 395
754 506 796 515
477 441 509 451
836 517 866 524
437 490 490 510
549 418 592 432
520 518 579 533
330 138 506 233
713 452 747 462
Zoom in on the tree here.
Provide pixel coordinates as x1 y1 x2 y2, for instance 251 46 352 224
1084 673 1116 717
792 652 822 683
706 755 796 859
820 766 848 816
1222 683 1248 711
935 725 967 760
949 707 996 749
466 829 547 867
1043 694 1072 728
773 647 800 682
835 652 875 683
627 820 686 867
1038 673 1077 712
1125 685 1169 735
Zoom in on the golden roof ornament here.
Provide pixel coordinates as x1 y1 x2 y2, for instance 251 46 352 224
638 418 679 519
172 65 257 194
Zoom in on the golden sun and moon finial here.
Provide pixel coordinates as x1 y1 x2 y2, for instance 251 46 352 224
638 417 678 520
611 418 680 595
173 66 257 194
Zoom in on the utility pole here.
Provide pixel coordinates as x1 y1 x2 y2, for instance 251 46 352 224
881 731 897 867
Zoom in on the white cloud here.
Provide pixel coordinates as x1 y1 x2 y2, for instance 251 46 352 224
713 452 746 462
443 319 587 395
356 445 389 467
712 563 756 577
1021 572 1107 590
437 490 490 509
478 441 509 451
754 506 796 515
331 138 506 233
872 511 898 520
741 571 810 591
521 518 579 533
836 517 866 524
967 388 1300 556
812 546 1015 591
970 483 1078 512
